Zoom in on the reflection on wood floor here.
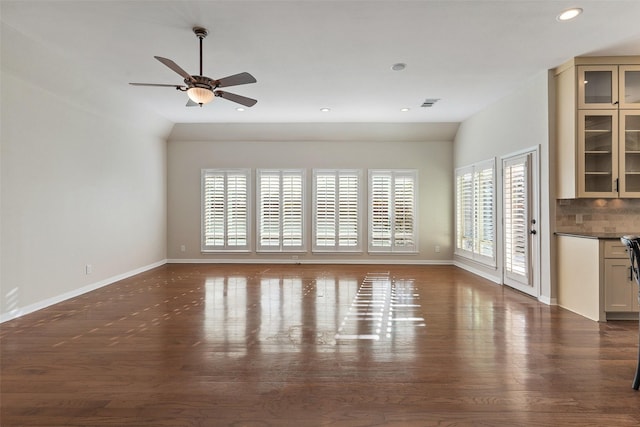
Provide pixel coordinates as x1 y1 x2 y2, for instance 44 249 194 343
2 264 640 426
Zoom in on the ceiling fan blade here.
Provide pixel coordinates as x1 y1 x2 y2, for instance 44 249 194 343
215 90 257 107
154 56 195 83
215 72 257 88
129 82 185 88
186 99 199 107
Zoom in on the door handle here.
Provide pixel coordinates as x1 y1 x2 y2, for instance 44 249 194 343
530 229 537 235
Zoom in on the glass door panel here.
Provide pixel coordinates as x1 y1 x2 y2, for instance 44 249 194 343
578 66 618 109
502 151 539 298
620 111 640 197
620 65 640 109
578 110 618 197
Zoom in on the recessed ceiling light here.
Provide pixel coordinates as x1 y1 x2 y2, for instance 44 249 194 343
400 108 410 112
557 8 583 21
236 107 245 112
320 107 331 112
391 63 406 71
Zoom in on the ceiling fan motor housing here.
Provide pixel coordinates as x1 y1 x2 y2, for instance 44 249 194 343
186 75 217 91
193 27 208 39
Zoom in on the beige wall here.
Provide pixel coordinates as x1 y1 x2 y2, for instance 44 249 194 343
167 124 455 263
1 24 171 321
453 71 554 303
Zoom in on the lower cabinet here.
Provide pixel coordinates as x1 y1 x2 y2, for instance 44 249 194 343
604 240 639 319
557 235 638 322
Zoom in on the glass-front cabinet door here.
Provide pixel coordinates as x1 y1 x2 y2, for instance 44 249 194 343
578 110 619 197
620 110 640 197
619 65 640 109
578 66 618 109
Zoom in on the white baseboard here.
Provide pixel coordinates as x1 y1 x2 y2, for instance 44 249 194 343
0 259 167 323
167 258 454 265
538 295 557 306
454 261 556 306
453 260 501 284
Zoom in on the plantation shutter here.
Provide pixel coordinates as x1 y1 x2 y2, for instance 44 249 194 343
393 174 415 249
504 158 528 278
455 168 474 254
369 170 417 253
370 172 392 249
313 170 361 252
282 172 303 248
315 173 337 247
338 173 359 248
259 172 280 248
454 160 495 266
257 169 305 252
474 162 495 259
202 169 250 251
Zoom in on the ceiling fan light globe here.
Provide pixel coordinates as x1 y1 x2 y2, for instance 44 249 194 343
187 87 214 105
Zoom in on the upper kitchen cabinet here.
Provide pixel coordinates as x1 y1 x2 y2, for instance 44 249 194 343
578 65 640 109
578 65 618 109
620 65 640 109
555 57 640 199
620 110 640 196
577 110 619 197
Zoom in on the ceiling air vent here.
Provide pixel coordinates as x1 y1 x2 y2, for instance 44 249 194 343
421 98 440 108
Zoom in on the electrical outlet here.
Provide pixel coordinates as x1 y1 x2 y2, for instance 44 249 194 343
435 245 441 253
180 245 186 252
576 214 583 224
85 264 92 275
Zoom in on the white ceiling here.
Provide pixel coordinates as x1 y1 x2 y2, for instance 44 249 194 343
2 0 640 124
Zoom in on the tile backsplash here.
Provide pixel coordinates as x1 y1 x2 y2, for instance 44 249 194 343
556 199 640 234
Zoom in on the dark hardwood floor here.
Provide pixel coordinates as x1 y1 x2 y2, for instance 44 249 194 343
1 264 639 426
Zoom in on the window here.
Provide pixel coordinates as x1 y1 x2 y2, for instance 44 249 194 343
313 169 362 252
503 155 528 279
368 170 418 253
454 159 495 266
456 166 474 254
256 169 305 252
202 169 251 252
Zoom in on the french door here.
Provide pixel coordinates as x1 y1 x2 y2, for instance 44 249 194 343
503 150 539 297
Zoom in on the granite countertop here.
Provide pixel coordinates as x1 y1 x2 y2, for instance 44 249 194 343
555 231 640 239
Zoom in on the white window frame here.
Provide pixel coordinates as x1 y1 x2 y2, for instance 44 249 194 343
455 165 474 258
312 169 362 253
201 168 251 252
368 169 418 254
454 158 496 266
256 169 306 253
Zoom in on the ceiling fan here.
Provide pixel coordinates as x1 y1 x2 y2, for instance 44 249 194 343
130 27 257 108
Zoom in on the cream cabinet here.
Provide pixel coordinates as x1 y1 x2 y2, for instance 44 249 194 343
557 235 638 322
555 58 640 199
578 110 618 197
577 109 640 197
620 110 640 195
577 65 640 109
604 240 638 315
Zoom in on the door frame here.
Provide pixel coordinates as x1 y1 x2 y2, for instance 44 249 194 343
501 147 541 298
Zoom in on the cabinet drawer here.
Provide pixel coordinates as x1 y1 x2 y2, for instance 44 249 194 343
604 240 629 258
